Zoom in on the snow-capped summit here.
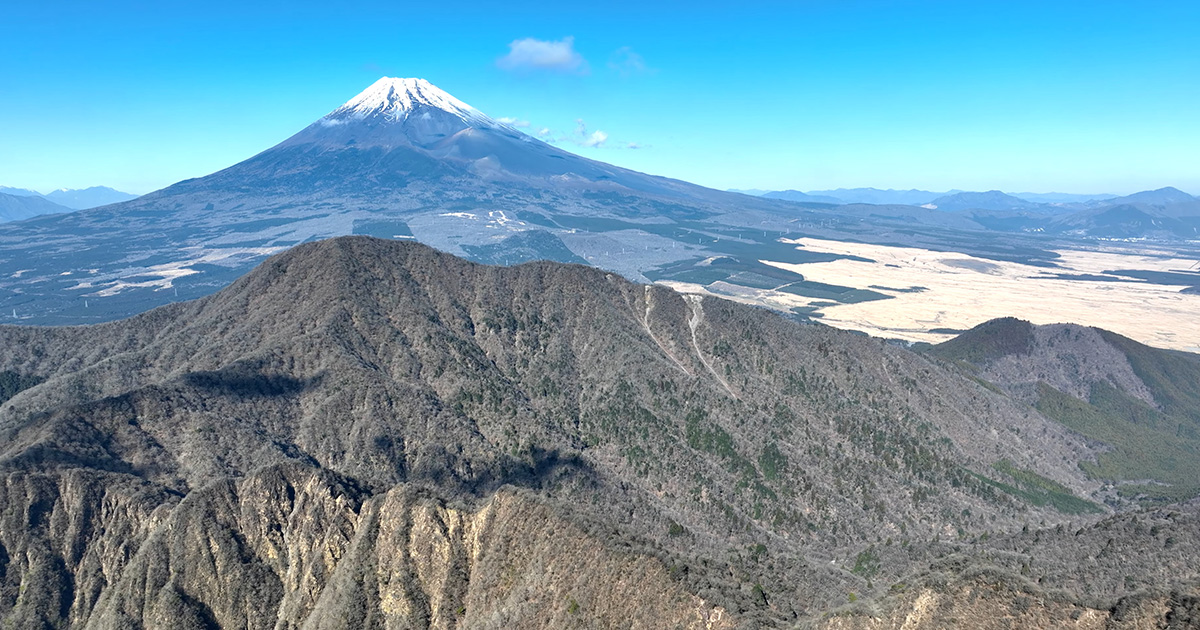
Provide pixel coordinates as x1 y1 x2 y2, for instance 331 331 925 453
280 77 513 150
323 77 497 129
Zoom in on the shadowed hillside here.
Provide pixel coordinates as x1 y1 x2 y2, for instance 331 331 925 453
928 318 1200 505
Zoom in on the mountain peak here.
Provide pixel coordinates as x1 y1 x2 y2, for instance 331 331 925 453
325 77 493 127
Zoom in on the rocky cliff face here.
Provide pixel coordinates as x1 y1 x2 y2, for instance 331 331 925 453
87 464 731 630
0 237 1196 628
0 464 731 630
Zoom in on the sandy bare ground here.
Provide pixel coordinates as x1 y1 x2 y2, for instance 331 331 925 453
660 238 1200 353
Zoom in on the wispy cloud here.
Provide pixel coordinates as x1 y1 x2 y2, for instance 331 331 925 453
573 119 607 148
497 116 531 128
535 119 642 150
608 46 652 77
497 37 588 74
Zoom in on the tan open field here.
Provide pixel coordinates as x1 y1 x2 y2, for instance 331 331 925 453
658 237 1200 352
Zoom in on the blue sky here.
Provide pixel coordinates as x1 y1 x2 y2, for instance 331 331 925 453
2 0 1197 195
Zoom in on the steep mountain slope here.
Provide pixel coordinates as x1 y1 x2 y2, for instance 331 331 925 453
4 237 1194 628
927 318 1200 504
0 192 70 222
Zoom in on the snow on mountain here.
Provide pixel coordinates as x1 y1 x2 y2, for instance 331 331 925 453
256 76 702 190
275 77 521 152
325 77 498 128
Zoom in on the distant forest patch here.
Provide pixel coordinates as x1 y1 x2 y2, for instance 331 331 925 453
0 370 43 405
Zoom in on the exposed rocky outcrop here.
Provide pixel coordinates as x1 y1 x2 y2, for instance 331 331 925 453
819 580 1200 630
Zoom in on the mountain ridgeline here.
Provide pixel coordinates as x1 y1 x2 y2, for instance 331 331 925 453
0 237 1197 628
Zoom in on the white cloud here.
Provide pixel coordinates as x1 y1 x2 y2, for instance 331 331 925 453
583 130 608 148
608 46 652 77
497 116 531 128
537 127 552 137
497 37 588 74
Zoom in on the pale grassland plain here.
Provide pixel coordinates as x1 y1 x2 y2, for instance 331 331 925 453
659 237 1200 352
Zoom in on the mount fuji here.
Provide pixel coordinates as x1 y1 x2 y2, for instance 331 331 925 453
0 77 790 324
164 77 727 200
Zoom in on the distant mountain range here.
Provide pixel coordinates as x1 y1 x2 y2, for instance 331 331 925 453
963 186 1200 239
744 186 1200 239
736 186 1145 207
807 188 949 205
1104 186 1197 206
0 192 71 222
759 190 845 204
44 186 139 209
0 185 138 211
1012 191 1119 204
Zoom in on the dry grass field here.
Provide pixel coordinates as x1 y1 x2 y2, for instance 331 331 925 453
660 237 1200 352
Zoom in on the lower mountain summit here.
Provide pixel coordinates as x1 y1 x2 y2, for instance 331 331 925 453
0 237 1196 628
